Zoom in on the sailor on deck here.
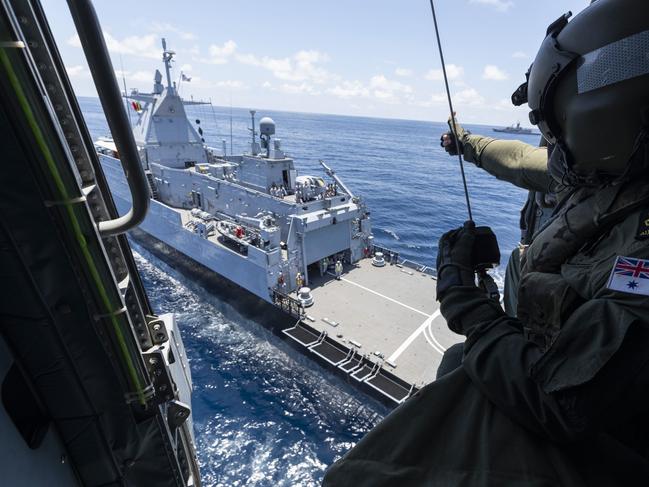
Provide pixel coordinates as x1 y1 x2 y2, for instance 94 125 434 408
295 272 304 291
319 257 330 277
334 259 343 280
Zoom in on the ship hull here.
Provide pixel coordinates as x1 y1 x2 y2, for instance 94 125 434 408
493 128 535 135
100 155 273 301
100 155 400 408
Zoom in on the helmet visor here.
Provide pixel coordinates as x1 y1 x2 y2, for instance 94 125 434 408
577 29 649 94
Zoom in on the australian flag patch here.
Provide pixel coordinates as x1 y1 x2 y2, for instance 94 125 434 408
607 256 649 296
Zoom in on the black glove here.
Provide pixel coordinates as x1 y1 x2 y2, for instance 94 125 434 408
440 117 469 156
436 221 477 301
440 131 462 156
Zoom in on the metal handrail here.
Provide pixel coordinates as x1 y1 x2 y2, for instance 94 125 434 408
372 244 437 277
66 0 149 236
272 288 305 319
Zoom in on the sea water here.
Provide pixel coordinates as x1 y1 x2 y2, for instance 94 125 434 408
80 98 537 485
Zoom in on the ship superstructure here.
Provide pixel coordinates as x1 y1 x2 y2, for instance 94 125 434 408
98 40 371 304
97 40 461 407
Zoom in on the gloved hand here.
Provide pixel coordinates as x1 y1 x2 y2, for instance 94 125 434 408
440 116 470 156
436 220 477 301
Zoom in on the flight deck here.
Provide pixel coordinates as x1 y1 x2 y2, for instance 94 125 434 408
308 260 458 385
280 255 464 405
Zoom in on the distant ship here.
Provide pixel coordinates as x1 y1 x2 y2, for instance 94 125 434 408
493 121 536 135
96 39 463 407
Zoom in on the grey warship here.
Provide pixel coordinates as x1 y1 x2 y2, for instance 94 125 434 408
96 40 462 407
493 121 536 135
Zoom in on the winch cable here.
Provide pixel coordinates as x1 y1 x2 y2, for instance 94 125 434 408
428 0 474 221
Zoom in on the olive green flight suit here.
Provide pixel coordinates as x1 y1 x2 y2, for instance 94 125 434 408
323 174 649 486
461 134 552 193
461 133 557 315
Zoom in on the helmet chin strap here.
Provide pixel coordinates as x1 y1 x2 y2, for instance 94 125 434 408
548 142 591 188
550 129 649 188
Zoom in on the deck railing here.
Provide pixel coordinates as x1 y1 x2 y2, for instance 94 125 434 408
272 289 305 319
372 245 436 278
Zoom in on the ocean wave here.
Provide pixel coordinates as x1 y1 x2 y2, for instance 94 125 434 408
131 247 384 486
377 228 400 241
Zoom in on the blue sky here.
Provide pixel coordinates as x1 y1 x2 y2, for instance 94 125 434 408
44 0 591 124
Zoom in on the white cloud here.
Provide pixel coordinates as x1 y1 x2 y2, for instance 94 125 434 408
327 75 413 103
512 51 528 59
420 87 485 108
327 80 370 99
237 49 333 84
395 67 413 77
469 0 514 12
369 75 413 103
425 64 464 81
417 92 448 107
148 21 197 41
482 64 509 80
129 70 155 82
66 65 85 77
207 40 237 64
492 98 515 111
114 69 157 85
215 80 246 89
68 32 161 59
455 88 485 105
278 83 321 95
431 93 448 103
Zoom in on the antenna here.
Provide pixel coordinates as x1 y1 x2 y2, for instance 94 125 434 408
208 97 220 148
229 94 233 156
119 54 132 128
249 110 257 155
161 37 175 92
428 0 473 221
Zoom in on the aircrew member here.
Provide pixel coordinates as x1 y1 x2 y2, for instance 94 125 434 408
324 2 649 484
441 121 556 316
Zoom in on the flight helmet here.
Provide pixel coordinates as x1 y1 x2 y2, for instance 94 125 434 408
512 0 649 185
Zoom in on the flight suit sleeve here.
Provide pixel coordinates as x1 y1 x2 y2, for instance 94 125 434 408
440 285 649 443
461 135 553 193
